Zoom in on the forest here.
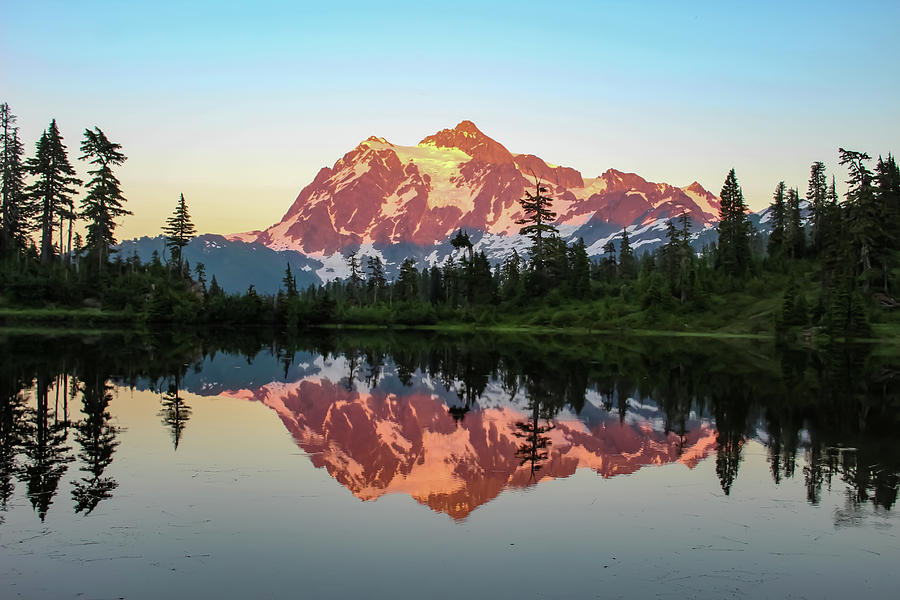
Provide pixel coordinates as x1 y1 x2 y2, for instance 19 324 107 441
1 102 899 341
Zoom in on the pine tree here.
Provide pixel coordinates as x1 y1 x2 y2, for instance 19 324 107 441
767 181 786 257
715 169 752 276
785 187 804 259
450 229 474 263
397 258 419 302
568 238 591 298
346 251 363 303
282 263 297 298
24 119 81 264
806 161 827 255
79 127 131 271
874 154 900 294
0 103 29 255
516 178 558 275
366 256 386 303
618 228 636 279
839 148 879 292
162 193 197 272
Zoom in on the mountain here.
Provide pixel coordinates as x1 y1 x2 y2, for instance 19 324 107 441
227 120 722 279
117 234 322 294
218 364 716 521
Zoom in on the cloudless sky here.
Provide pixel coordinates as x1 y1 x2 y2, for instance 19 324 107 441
2 0 898 239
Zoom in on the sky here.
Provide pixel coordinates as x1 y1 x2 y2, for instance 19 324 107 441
2 0 899 239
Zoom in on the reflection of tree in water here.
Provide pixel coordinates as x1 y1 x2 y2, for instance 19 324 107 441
72 370 120 514
342 351 360 391
514 370 561 479
20 375 73 521
448 357 489 424
712 382 750 496
0 378 29 521
364 351 384 388
159 373 191 451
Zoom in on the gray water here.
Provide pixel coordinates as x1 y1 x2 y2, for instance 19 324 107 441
1 331 898 598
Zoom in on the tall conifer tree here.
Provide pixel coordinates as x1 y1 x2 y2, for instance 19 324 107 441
0 103 29 254
24 119 81 264
516 178 558 275
767 181 786 257
79 127 131 271
806 162 827 255
162 194 197 272
716 169 752 276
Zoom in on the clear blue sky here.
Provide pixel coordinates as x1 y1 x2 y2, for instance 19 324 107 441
2 0 898 237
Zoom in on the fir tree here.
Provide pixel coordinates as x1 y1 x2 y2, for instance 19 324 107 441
397 258 419 302
282 263 297 298
785 187 804 259
162 193 197 272
568 238 591 298
516 178 558 275
79 127 131 271
0 103 29 255
806 161 828 255
618 228 636 279
715 169 752 276
839 148 879 291
346 251 363 303
767 181 786 257
366 256 386 303
874 154 899 294
24 119 81 264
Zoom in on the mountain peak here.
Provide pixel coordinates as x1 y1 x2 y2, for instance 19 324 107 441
683 181 708 194
453 119 481 134
419 120 514 164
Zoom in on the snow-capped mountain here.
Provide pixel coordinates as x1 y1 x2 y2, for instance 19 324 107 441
219 362 717 521
229 120 722 280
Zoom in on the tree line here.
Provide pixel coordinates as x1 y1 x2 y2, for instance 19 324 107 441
2 99 898 337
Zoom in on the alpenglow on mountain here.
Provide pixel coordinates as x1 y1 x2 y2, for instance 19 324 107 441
228 120 721 279
120 121 723 291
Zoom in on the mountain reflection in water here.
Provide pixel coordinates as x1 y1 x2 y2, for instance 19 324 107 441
1 331 898 524
224 374 716 520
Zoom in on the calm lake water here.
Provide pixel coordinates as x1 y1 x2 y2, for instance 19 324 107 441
1 330 898 599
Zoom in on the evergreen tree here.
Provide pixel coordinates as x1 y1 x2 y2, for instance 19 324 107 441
79 127 131 271
282 263 297 298
397 258 419 302
516 178 558 275
208 275 224 297
24 119 81 264
806 161 828 255
839 148 879 292
874 154 899 294
450 229 474 263
715 169 752 276
618 228 636 279
346 251 363 303
366 256 386 303
162 193 197 272
785 187 804 259
767 181 786 257
568 238 591 298
0 103 29 255
600 239 617 282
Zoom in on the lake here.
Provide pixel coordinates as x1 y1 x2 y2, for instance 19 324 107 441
1 330 898 599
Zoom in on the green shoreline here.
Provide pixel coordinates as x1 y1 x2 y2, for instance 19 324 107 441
2 306 897 345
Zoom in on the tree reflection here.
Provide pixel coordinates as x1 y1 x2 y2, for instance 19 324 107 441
0 378 28 521
514 370 561 479
71 370 120 514
159 372 191 451
20 375 73 521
